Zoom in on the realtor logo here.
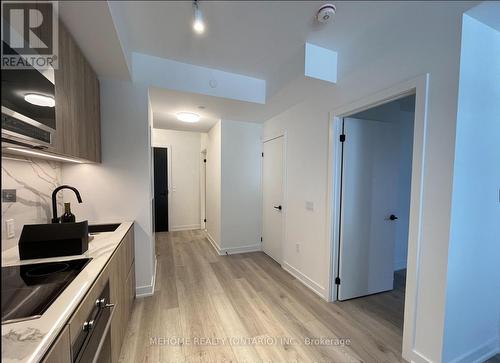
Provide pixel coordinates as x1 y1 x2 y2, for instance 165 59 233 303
1 1 58 69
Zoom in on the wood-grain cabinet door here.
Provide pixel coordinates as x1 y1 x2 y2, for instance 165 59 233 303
55 22 101 162
41 326 71 363
109 227 136 362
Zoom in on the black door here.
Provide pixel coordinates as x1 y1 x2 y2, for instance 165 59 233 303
154 148 168 232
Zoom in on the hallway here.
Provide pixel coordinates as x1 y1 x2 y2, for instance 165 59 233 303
119 231 406 363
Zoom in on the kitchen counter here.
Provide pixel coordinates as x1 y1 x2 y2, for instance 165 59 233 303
1 221 134 363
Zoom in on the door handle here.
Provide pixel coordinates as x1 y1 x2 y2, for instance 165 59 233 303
274 205 282 211
389 214 398 221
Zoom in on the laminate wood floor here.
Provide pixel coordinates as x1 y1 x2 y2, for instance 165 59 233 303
119 230 407 363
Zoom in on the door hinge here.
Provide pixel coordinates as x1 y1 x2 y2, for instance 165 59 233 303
261 152 264 157
339 134 346 142
204 219 207 223
260 237 263 242
335 277 341 285
204 159 207 163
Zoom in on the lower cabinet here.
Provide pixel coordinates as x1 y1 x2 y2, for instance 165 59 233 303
41 326 71 363
109 228 136 362
41 226 135 362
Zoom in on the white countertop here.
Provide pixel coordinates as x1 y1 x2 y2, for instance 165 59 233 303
1 221 134 363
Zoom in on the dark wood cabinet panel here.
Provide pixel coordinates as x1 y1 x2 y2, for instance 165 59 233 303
42 226 135 363
54 22 101 162
109 227 136 362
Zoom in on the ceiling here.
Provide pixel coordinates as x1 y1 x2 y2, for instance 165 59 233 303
59 1 130 80
466 1 500 32
60 1 478 132
107 1 420 79
150 87 262 132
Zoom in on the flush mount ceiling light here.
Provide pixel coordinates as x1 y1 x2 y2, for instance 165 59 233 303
193 0 205 34
24 93 55 107
176 112 200 123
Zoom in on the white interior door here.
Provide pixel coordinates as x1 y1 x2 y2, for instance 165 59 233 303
262 136 284 264
338 117 400 300
200 151 207 230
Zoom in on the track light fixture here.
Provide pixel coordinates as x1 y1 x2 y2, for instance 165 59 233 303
193 0 205 34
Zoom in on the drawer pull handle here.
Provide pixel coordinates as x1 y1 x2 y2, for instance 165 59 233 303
82 320 94 332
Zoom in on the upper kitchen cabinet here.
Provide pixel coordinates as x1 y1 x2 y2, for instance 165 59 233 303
54 21 101 162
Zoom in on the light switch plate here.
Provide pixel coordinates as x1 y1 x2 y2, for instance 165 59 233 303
6 219 15 239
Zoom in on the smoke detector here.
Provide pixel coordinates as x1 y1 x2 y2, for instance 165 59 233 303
316 4 336 24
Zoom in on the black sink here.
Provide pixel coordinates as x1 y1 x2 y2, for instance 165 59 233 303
88 223 121 234
19 221 89 260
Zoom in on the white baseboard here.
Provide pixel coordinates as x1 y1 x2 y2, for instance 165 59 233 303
136 256 157 298
170 224 201 232
449 336 500 363
206 232 222 254
136 285 154 297
282 261 327 300
206 234 261 256
410 349 433 363
221 243 261 255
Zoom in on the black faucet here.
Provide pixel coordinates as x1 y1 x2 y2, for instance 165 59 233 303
52 185 83 223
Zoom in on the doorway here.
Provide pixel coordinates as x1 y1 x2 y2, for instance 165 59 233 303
337 116 403 300
153 147 169 232
262 135 285 264
336 95 415 301
328 76 429 362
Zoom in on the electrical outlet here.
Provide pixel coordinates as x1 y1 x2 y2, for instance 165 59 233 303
296 243 300 253
6 219 15 239
2 189 16 203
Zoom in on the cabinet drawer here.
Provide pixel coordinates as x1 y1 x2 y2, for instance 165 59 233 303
67 270 110 348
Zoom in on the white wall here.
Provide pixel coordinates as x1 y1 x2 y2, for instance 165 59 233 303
62 79 155 296
394 112 414 271
263 103 330 296
443 14 500 363
201 133 208 152
149 97 155 245
152 129 205 231
206 121 221 246
132 52 266 104
221 120 262 252
263 2 474 361
205 120 262 253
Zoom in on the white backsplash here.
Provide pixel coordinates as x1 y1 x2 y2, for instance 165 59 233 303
1 156 63 251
